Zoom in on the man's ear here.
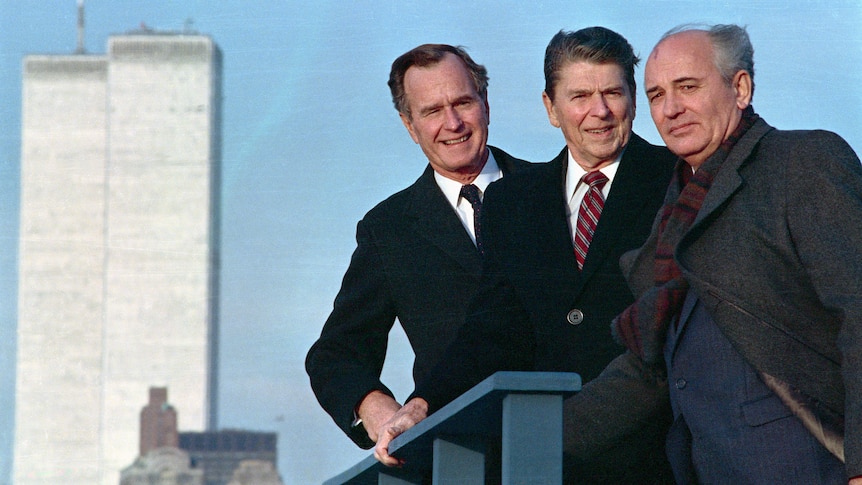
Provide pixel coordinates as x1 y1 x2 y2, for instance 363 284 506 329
542 91 561 128
733 70 753 110
400 112 419 144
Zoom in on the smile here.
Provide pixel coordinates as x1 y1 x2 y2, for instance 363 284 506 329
443 135 470 145
586 127 613 135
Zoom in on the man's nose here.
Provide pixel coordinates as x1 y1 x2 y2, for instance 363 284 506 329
662 92 683 118
591 96 611 117
443 106 464 130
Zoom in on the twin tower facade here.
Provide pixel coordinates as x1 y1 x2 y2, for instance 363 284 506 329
16 33 220 484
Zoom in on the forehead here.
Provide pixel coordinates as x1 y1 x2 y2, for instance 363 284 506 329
555 61 628 90
403 54 477 102
646 32 715 82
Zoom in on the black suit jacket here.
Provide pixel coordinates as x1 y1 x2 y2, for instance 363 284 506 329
305 146 529 448
415 134 675 407
412 135 676 483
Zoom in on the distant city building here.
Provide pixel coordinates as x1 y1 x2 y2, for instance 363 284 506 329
15 25 222 485
120 448 204 485
140 387 180 455
121 388 282 485
179 431 282 485
226 460 283 485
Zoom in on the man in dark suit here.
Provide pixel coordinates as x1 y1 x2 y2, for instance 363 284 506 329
305 44 529 449
613 24 862 483
374 28 676 483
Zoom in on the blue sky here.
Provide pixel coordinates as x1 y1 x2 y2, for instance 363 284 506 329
0 1 860 483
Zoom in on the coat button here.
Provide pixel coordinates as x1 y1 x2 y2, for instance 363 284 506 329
675 378 687 390
566 309 584 325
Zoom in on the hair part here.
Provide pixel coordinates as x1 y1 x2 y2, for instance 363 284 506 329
661 23 755 97
543 27 640 101
388 44 489 117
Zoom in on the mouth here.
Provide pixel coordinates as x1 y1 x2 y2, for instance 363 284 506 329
585 126 614 135
443 134 470 145
668 123 696 136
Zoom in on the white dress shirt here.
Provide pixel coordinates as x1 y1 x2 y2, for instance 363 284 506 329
564 150 622 242
434 151 502 246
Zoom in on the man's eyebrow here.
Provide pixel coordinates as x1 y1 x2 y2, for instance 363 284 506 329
646 76 701 94
416 102 443 115
671 76 700 85
452 94 476 103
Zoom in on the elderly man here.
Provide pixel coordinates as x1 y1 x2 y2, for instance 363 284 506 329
306 44 529 449
612 24 862 484
374 27 676 483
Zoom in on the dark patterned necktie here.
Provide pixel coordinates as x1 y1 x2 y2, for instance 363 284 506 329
460 184 483 255
574 171 608 270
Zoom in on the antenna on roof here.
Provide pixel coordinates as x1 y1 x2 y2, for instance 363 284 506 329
75 0 86 54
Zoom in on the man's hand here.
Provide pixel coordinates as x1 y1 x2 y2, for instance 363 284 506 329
356 390 402 442
849 477 862 485
373 397 429 467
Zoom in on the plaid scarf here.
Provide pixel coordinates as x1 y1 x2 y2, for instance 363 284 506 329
612 107 759 363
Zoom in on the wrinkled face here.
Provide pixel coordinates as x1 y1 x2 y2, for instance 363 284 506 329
644 31 751 168
542 61 634 170
400 53 490 182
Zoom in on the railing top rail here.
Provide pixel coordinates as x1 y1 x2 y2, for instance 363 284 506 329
323 371 581 485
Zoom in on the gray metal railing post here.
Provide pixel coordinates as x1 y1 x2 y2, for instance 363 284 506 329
501 393 564 484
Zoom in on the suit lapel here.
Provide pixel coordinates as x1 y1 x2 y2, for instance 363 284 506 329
581 135 656 281
403 166 483 275
525 149 583 296
686 119 774 236
402 148 529 276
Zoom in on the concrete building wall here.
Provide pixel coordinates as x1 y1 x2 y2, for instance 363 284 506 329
16 54 109 484
101 35 219 484
15 34 220 485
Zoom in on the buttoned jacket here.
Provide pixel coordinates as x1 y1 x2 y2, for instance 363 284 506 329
415 134 676 409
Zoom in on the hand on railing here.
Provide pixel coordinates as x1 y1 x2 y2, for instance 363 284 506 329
373 397 429 467
357 390 402 442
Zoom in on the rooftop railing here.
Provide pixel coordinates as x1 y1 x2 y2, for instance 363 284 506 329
324 371 581 485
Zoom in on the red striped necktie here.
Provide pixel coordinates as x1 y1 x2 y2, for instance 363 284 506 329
574 171 609 270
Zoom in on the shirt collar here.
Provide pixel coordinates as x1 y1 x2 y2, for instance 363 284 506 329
434 150 502 207
565 148 622 202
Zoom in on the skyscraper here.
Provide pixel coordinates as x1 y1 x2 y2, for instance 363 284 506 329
15 30 221 485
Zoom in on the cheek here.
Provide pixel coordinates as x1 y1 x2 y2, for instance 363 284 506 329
610 100 633 119
562 107 588 130
649 105 663 125
472 110 490 129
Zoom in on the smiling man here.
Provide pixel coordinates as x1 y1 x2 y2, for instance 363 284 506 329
373 28 677 483
305 44 529 449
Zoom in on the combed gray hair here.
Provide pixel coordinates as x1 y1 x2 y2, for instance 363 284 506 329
661 23 755 97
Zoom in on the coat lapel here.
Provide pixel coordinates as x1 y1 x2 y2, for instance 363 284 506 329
581 135 658 282
402 147 530 276
525 148 583 296
686 119 775 235
403 166 482 275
